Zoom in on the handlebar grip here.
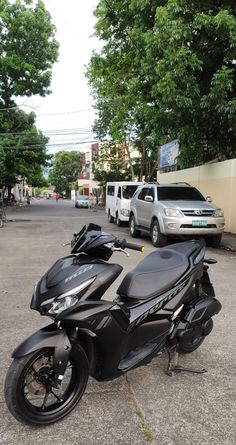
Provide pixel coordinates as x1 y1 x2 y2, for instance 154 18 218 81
124 242 145 252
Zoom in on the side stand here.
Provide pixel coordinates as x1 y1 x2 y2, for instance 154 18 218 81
166 347 207 376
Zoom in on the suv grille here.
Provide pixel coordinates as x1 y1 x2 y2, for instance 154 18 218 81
182 209 214 217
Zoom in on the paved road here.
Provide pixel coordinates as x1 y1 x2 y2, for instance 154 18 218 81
0 199 235 445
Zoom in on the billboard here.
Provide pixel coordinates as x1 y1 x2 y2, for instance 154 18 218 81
159 139 179 169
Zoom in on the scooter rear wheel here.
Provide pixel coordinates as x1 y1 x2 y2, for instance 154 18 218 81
178 336 205 353
4 345 88 426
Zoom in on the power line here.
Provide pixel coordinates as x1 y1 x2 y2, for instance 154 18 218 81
0 129 94 137
0 105 93 116
0 104 38 112
45 0 91 52
37 108 92 116
0 140 98 150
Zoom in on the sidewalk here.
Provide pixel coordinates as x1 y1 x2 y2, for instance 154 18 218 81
221 232 236 252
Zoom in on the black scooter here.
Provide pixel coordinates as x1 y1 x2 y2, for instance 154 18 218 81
4 223 222 426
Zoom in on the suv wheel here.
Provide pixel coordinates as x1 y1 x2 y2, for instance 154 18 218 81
151 220 167 247
205 234 222 248
108 210 114 223
130 215 140 238
116 212 122 226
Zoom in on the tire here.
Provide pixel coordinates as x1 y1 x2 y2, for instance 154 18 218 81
205 234 222 248
178 336 205 354
150 219 167 247
0 218 3 228
108 210 114 223
116 212 122 226
129 214 140 238
4 345 88 426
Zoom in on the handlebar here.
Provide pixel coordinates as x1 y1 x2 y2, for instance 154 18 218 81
115 239 145 252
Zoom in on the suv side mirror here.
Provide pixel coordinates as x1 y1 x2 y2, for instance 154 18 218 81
145 195 153 203
206 196 213 203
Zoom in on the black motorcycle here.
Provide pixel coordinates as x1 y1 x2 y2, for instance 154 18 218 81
4 223 222 426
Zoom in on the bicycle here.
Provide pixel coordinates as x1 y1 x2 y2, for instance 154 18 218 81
0 201 7 228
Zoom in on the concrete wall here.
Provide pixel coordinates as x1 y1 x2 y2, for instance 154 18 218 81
157 158 236 233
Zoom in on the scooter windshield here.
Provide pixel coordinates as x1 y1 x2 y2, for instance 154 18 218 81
71 223 102 253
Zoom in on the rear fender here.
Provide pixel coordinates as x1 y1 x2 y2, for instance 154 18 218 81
12 324 71 377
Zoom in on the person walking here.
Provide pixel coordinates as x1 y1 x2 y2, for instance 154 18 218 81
88 193 96 211
55 192 60 202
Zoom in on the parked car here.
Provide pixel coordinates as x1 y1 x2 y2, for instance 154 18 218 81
129 183 225 247
106 181 144 226
75 195 89 208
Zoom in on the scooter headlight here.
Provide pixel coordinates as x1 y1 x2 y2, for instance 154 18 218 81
40 278 96 315
48 294 78 315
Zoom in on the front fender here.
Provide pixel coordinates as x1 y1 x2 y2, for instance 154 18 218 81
12 324 71 376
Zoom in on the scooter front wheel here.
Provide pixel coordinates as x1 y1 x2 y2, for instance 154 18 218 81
4 345 88 426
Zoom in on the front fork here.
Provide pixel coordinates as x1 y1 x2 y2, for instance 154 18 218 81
53 327 79 386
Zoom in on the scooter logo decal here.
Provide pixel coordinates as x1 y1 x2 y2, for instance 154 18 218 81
131 281 187 328
65 265 94 283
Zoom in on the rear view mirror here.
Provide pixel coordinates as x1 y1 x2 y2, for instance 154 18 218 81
145 195 153 202
206 196 213 203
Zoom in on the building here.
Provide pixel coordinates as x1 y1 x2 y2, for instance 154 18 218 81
76 143 100 196
73 141 140 201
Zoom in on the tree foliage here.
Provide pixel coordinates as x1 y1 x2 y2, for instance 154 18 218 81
87 0 236 169
49 151 82 197
0 108 50 187
0 0 59 106
0 0 59 188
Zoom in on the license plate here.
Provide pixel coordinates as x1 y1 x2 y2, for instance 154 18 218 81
192 220 208 227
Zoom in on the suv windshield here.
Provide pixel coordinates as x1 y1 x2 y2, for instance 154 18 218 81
77 195 89 200
157 186 205 201
122 185 139 199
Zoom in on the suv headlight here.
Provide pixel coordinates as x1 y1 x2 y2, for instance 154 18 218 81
121 208 129 216
213 208 224 217
164 208 183 217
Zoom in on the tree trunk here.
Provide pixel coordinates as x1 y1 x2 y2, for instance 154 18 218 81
149 160 159 182
140 141 146 181
124 141 135 181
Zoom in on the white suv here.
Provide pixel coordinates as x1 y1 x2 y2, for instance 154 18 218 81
129 183 225 247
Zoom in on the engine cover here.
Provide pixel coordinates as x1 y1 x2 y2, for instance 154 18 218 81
169 295 221 345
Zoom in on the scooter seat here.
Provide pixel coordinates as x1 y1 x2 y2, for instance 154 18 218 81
117 241 198 300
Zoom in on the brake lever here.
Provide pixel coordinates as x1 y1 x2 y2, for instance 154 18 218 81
112 247 130 257
62 242 70 247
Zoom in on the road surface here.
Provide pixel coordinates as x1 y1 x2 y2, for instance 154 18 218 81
0 199 235 445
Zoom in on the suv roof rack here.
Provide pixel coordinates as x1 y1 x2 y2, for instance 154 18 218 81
146 181 160 185
171 182 191 186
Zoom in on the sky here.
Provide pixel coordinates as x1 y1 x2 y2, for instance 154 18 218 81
18 0 102 155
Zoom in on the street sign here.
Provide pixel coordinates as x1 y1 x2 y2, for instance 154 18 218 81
159 139 179 169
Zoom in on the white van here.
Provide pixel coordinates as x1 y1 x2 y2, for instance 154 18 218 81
106 181 143 226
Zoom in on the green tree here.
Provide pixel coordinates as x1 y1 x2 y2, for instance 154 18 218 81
87 0 236 169
0 0 59 107
0 0 59 190
0 108 50 191
49 151 82 197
